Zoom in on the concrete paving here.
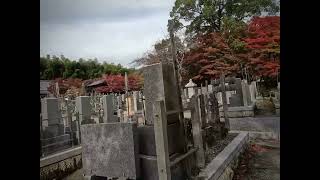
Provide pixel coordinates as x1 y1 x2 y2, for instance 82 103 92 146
230 116 280 133
239 139 280 180
229 116 280 141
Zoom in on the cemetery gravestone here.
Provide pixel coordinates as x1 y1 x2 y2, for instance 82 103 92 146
102 95 117 123
76 96 94 124
140 63 186 180
41 98 64 138
81 123 140 179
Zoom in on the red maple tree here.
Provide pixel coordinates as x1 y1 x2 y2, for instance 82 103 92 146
242 16 280 78
183 32 241 83
48 78 83 96
182 16 280 84
95 74 143 94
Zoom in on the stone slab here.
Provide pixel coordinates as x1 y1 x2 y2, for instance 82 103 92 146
102 95 118 123
76 96 91 123
41 134 71 146
230 130 280 141
41 137 72 155
229 95 242 107
81 122 140 179
219 106 255 118
43 124 65 138
225 106 254 112
41 98 61 125
137 122 184 156
225 110 254 118
40 146 82 168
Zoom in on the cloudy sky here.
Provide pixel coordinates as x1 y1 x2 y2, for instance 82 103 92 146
40 0 175 66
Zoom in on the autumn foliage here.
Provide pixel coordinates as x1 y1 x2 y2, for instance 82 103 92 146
243 16 280 78
182 16 280 83
48 78 83 96
95 74 143 94
183 33 241 82
48 74 143 96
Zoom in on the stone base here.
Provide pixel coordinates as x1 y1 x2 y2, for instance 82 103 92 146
81 118 96 125
139 154 187 180
43 124 65 139
230 130 280 141
229 95 243 107
220 106 255 118
41 134 72 155
40 147 82 180
137 122 184 156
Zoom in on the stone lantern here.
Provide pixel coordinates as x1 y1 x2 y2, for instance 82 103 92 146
185 79 197 99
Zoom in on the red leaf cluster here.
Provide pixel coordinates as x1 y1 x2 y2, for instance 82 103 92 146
242 16 280 78
183 32 240 82
95 74 142 94
243 16 280 51
48 78 83 95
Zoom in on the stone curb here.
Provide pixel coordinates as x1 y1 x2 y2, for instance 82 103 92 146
40 146 82 168
230 130 280 141
198 132 249 180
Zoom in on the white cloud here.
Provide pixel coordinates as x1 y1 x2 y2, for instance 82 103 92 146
41 12 171 65
40 0 175 65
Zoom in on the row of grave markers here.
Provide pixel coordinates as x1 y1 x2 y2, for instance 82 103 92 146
40 91 146 157
182 78 259 108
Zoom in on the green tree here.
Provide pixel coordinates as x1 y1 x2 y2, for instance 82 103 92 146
40 57 48 79
168 0 279 36
40 55 134 80
44 56 65 79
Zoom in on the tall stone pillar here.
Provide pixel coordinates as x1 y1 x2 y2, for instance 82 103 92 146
102 94 117 123
76 96 92 124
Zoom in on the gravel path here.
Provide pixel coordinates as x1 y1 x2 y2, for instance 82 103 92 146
205 133 238 164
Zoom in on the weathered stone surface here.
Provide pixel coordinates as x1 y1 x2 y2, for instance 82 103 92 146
143 64 164 125
140 155 187 180
102 95 117 123
76 96 91 123
41 134 71 146
81 122 140 179
229 95 242 107
227 78 244 107
40 147 82 180
41 98 61 125
208 85 213 93
41 133 72 155
249 82 257 102
162 64 180 111
229 117 280 134
219 106 255 118
43 124 65 138
143 63 180 125
241 81 252 106
137 122 184 156
198 132 249 180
